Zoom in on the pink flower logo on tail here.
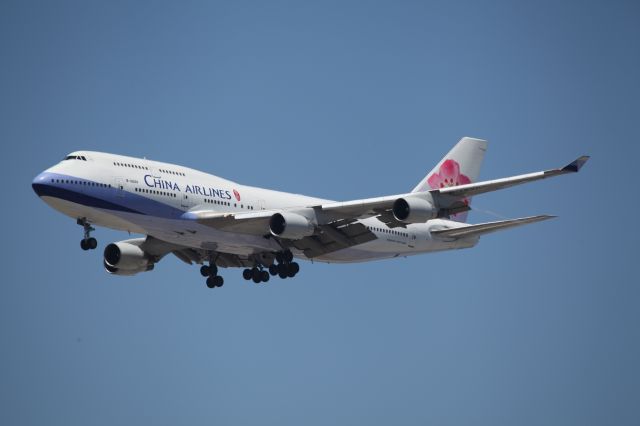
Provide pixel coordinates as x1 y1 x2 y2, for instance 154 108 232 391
428 159 471 221
427 159 471 189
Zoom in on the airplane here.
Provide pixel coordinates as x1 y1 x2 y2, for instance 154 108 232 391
32 137 588 288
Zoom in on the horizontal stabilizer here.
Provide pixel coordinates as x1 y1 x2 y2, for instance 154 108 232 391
430 215 555 239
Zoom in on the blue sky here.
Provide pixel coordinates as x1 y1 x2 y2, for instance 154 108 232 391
1 1 639 425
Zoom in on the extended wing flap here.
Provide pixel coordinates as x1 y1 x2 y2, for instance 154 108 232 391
430 215 555 239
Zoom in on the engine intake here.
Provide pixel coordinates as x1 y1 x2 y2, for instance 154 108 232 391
392 197 437 223
269 212 315 239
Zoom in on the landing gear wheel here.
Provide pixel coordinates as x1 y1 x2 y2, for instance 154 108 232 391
214 276 224 287
88 238 97 249
286 265 296 278
206 276 216 288
278 270 288 279
290 262 300 274
251 268 262 283
269 264 278 276
243 269 253 280
80 239 89 250
283 250 293 263
261 271 270 282
200 265 211 277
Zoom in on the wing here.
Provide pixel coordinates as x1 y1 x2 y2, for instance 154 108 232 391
432 156 590 199
288 220 377 258
183 210 274 234
313 156 589 224
430 215 555 239
183 155 587 254
183 209 377 258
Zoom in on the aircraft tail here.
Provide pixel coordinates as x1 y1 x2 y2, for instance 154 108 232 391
412 137 487 222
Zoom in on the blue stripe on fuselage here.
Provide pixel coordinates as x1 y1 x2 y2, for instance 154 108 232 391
32 172 185 218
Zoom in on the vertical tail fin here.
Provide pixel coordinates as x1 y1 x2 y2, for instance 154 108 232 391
412 137 487 222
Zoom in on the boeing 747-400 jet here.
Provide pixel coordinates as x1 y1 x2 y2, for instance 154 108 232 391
32 137 588 288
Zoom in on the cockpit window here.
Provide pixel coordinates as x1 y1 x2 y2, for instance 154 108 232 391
63 155 87 161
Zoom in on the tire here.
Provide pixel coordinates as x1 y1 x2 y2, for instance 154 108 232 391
80 239 89 250
269 264 278 276
284 250 293 263
242 269 252 280
252 268 261 283
206 276 216 288
261 271 269 282
275 252 284 263
277 263 287 275
88 237 98 249
287 265 296 278
215 276 224 287
200 265 211 277
278 271 288 279
210 264 218 276
290 262 300 274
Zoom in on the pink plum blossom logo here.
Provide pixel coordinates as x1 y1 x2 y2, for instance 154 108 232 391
427 159 471 221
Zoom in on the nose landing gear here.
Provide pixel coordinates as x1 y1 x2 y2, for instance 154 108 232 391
78 218 97 250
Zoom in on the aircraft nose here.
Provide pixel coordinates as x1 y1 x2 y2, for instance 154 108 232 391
32 172 53 197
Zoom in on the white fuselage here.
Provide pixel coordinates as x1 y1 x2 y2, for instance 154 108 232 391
33 151 476 263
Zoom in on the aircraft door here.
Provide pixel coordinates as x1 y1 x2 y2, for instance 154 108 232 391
181 193 195 210
114 177 125 197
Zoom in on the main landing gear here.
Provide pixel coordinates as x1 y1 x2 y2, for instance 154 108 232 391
242 267 270 284
271 249 300 279
78 218 97 251
200 262 224 288
241 250 300 284
202 250 300 289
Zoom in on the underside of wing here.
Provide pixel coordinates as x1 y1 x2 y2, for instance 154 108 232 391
182 210 274 234
430 215 555 239
286 221 377 258
172 246 260 268
181 209 378 258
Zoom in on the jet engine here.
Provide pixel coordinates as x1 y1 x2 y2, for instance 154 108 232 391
392 196 438 223
269 212 315 239
103 239 154 275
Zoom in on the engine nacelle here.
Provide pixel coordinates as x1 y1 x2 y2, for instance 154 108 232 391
269 212 315 239
392 196 437 223
103 260 154 276
103 240 154 275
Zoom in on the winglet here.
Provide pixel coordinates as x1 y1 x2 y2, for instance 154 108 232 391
562 155 590 172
